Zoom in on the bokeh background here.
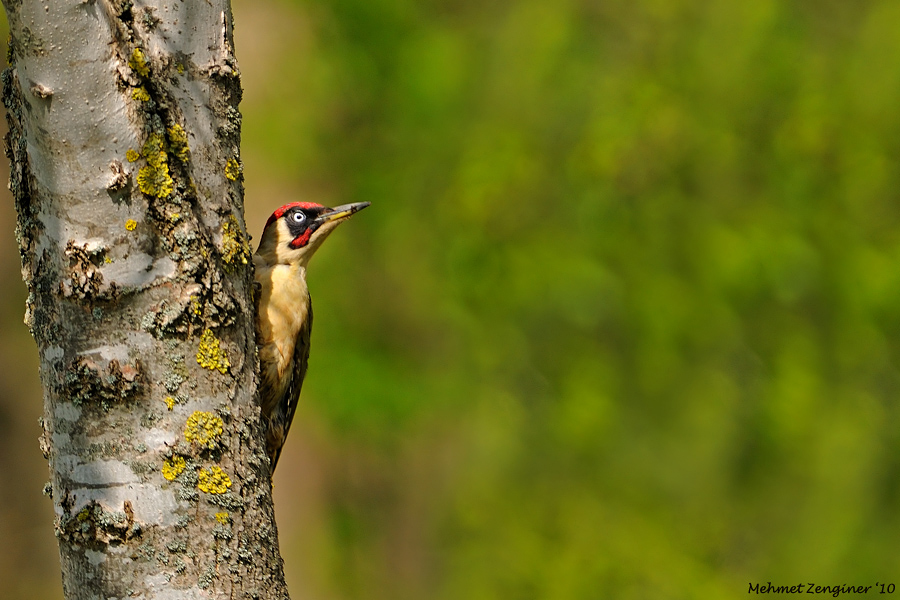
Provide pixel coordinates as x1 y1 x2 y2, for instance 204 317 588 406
4 0 900 597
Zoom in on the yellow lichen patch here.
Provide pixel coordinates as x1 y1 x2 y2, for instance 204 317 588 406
190 296 203 317
197 466 231 494
126 149 140 162
184 410 224 449
164 396 176 411
142 132 165 159
132 86 150 102
77 508 90 521
142 132 168 170
214 512 230 525
137 163 174 198
224 157 242 181
162 455 186 481
125 219 137 231
129 47 150 77
176 63 185 75
196 329 230 375
221 215 250 270
136 132 174 198
167 124 190 163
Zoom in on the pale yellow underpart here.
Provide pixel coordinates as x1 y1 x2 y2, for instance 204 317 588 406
253 257 309 414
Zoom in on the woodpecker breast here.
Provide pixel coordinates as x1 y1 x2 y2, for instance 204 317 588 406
254 260 310 412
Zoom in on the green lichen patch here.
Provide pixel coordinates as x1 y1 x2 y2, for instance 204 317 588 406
171 354 189 379
174 557 187 573
129 458 156 481
197 466 231 494
221 215 250 271
175 514 193 529
224 157 242 181
207 491 245 511
177 485 200 504
129 47 150 78
164 370 185 393
196 329 230 375
213 523 233 540
220 106 242 138
198 563 216 589
184 411 224 449
162 455 186 480
166 124 190 163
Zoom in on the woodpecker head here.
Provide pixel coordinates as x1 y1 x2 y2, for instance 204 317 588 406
256 201 370 267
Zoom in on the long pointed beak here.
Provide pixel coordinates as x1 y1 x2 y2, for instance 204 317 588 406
316 202 371 225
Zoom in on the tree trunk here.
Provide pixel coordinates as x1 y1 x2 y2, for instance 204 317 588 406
2 0 289 598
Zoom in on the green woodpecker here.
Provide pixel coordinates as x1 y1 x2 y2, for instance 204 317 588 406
254 201 370 473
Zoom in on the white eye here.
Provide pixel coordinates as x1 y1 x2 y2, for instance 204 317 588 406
291 212 306 224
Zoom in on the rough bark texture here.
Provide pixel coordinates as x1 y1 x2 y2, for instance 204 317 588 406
2 0 289 598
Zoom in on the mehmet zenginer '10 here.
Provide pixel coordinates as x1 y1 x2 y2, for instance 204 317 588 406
253 201 370 473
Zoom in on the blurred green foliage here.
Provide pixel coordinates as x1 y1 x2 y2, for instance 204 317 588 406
6 0 900 598
245 0 900 597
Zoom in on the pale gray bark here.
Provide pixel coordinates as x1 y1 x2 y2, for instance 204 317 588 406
2 0 289 598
